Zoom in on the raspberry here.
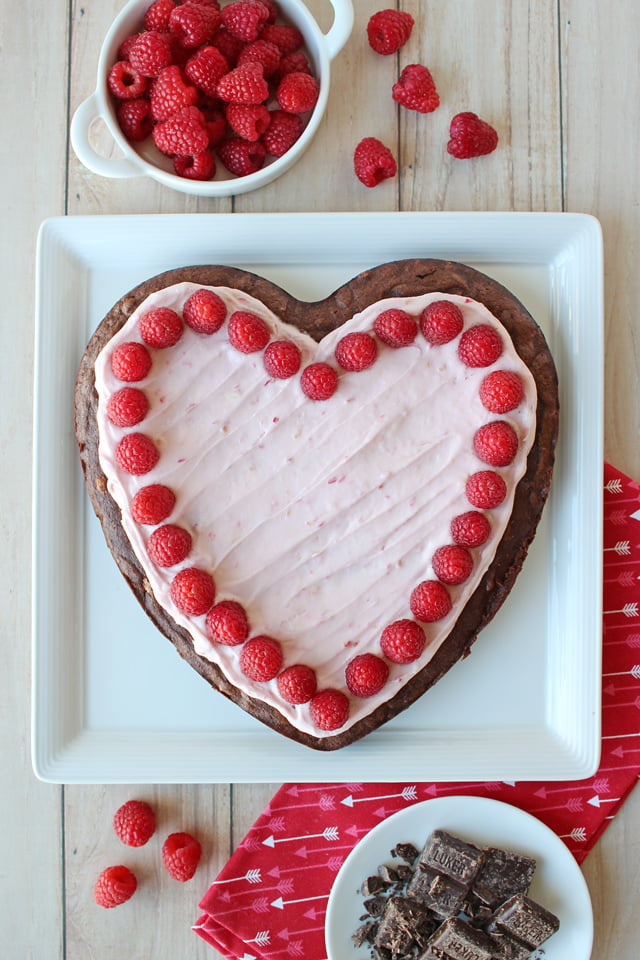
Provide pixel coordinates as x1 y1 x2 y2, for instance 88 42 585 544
458 324 503 367
261 109 303 157
217 137 266 175
107 61 147 100
335 331 377 372
205 599 249 645
211 25 246 66
153 105 209 156
273 50 312 83
116 98 154 142
162 831 202 882
432 544 474 585
226 102 271 141
447 112 498 159
277 664 317 704
276 71 319 114
94 865 137 908
420 300 464 345
227 310 270 352
113 799 156 847
300 362 338 401
373 308 418 348
345 653 389 698
366 9 414 55
183 288 227 334
170 567 216 615
107 387 149 427
473 420 519 467
139 307 184 348
143 0 177 32
111 341 152 382
309 688 349 731
146 523 192 567
202 105 228 146
263 340 301 379
259 23 303 54
184 45 229 97
131 484 176 525
237 39 281 77
239 635 283 681
392 64 440 113
410 580 452 622
380 619 426 664
451 510 491 548
221 0 270 42
354 137 397 187
128 30 173 78
118 33 142 61
169 1 221 48
217 62 269 104
479 370 524 413
150 65 199 123
174 149 216 180
115 433 160 475
465 470 507 509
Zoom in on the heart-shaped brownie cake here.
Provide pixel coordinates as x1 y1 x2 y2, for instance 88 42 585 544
75 259 558 750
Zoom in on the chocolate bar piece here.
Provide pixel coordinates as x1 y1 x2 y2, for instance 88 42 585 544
352 919 377 948
489 894 560 949
472 847 536 906
392 842 420 864
487 931 533 959
418 830 484 885
407 866 439 900
421 917 495 960
374 896 437 958
363 874 387 897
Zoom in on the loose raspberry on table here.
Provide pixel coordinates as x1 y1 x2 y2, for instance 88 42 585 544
410 579 452 622
479 370 524 413
380 619 426 664
237 38 281 77
226 102 271 140
465 470 507 509
116 98 154 142
335 331 378 372
227 309 270 353
261 109 303 157
146 523 193 567
309 688 350 731
260 22 303 55
420 300 464 345
473 420 519 467
263 339 302 378
162 831 202 882
206 599 249 645
107 387 149 427
277 664 317 704
131 484 176 525
392 64 440 114
217 137 266 175
111 341 152 382
152 105 209 156
458 324 503 367
113 799 156 847
174 149 216 180
107 61 147 100
221 0 270 42
345 653 389 698
170 567 216 615
353 136 397 187
143 0 177 33
217 62 269 103
183 288 227 334
115 433 160 475
169 1 221 48
447 111 498 159
366 8 414 55
139 306 184 348
300 362 338 401
373 308 418 348
276 71 319 114
450 510 491 548
94 865 137 908
184 45 229 97
432 544 474 585
128 30 173 78
240 635 283 681
150 65 199 123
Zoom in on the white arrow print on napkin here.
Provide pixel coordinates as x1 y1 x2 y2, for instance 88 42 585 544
604 541 631 556
245 931 270 947
559 827 588 842
210 868 262 885
341 786 418 806
271 893 328 910
604 479 624 494
587 795 623 808
603 665 640 678
603 603 638 618
263 827 339 847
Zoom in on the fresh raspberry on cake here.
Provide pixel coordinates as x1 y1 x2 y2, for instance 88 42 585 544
139 306 184 348
458 324 503 367
94 865 137 908
465 470 507 509
113 799 156 847
221 0 270 42
170 567 216 615
184 45 229 97
237 39 281 77
451 510 491 548
149 65 199 122
174 150 216 181
128 30 174 78
432 544 474 585
392 64 440 114
354 137 397 187
260 22 303 54
276 72 319 114
239 635 283 681
420 300 464 345
309 688 350 731
162 831 202 881
107 387 149 427
183 288 227 334
277 664 317 704
169 1 221 48
116 98 154 142
373 308 418 348
366 8 414 55
227 310 270 353
111 341 152 382
261 109 303 157
217 62 269 104
146 524 193 567
206 599 249 645
107 61 147 100
217 137 266 175
479 370 524 413
263 339 302 378
335 331 378 371
143 0 177 33
131 484 176 525
300 362 338 401
152 105 209 156
410 579 452 622
345 653 389 698
226 102 271 141
380 619 426 664
447 112 498 159
115 433 160 475
474 420 519 466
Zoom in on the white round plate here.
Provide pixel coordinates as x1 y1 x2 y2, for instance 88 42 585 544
325 795 593 959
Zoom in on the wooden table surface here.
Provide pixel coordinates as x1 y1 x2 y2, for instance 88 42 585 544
2 1 639 957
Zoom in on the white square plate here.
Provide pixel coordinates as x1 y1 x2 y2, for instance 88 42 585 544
32 212 603 783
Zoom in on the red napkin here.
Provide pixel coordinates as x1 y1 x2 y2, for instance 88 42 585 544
195 463 640 960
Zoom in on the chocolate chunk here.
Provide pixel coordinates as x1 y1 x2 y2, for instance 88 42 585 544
374 896 437 958
418 830 484 885
472 847 536 906
365 895 389 916
462 893 494 925
489 894 560 949
392 842 420 864
422 917 496 960
487 930 533 959
352 920 378 947
379 864 401 883
407 865 440 900
395 864 414 883
427 873 469 918
363 874 387 896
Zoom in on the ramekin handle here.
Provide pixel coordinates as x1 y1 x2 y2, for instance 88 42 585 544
324 0 354 60
71 93 143 180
